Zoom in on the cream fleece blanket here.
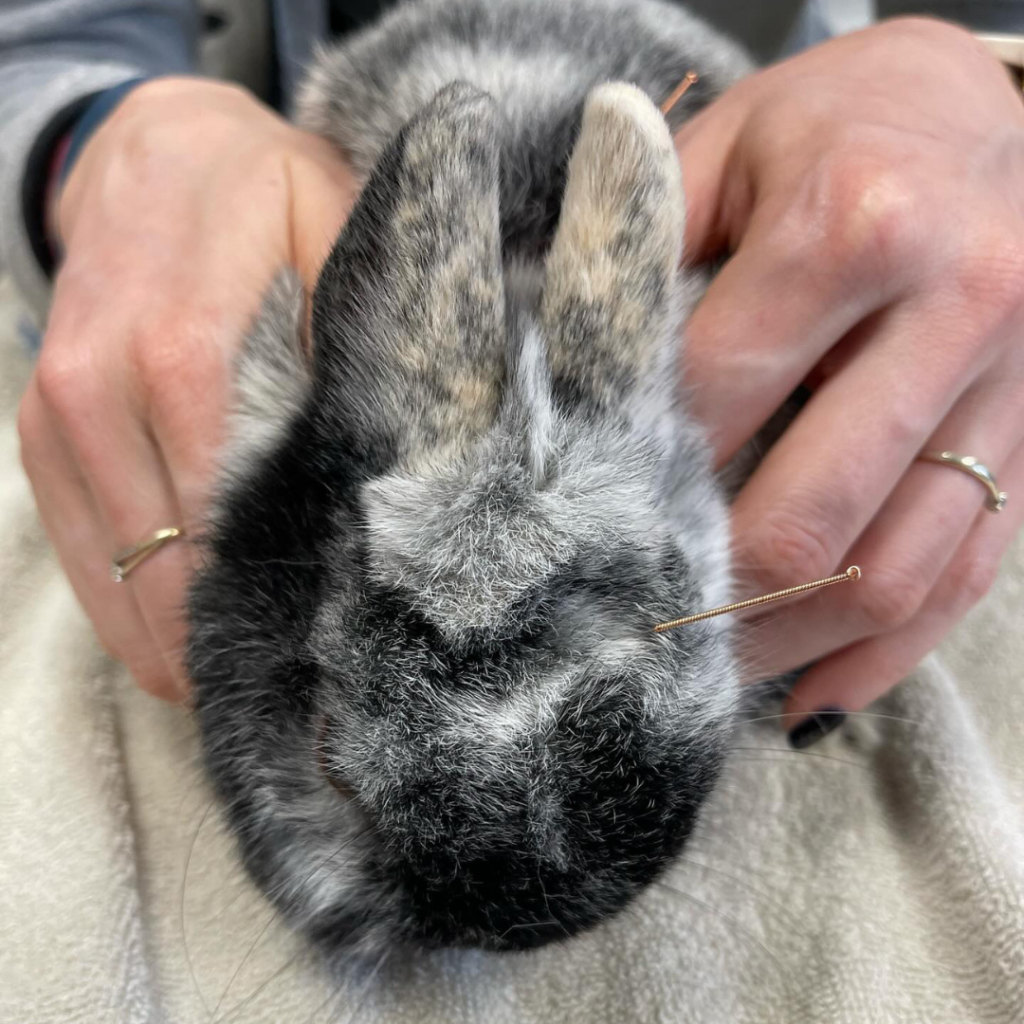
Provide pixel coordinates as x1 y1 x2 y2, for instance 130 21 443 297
1 276 1022 1024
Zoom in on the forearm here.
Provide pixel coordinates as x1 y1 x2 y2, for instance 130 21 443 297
0 1 201 319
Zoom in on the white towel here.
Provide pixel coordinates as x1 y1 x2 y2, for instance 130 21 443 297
1 277 1022 1024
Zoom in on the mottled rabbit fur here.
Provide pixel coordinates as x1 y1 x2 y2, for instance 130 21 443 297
188 0 753 961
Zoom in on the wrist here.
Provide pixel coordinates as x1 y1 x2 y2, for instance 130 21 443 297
43 135 71 252
21 91 97 281
58 77 151 190
35 77 152 268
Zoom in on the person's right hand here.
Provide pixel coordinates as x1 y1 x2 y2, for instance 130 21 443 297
18 77 358 701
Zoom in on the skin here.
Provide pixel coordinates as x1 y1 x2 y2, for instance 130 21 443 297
18 19 1024 736
676 18 1024 725
19 78 357 699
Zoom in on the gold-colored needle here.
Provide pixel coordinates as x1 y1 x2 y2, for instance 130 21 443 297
660 71 699 116
653 566 862 633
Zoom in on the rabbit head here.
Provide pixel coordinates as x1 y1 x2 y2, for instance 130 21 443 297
190 81 737 960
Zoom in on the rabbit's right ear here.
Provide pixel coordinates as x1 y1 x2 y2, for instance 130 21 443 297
541 83 685 417
309 83 506 473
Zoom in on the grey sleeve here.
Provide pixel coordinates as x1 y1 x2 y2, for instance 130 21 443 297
0 1 201 320
876 0 1024 33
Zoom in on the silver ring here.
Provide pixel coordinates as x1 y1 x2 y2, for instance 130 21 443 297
918 451 1008 513
111 527 184 582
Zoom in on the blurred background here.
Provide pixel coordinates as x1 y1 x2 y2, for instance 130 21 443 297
203 0 1019 105
686 0 874 59
825 0 875 33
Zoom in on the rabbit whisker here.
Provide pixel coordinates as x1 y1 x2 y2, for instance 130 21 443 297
736 709 924 729
181 794 239 1015
729 746 872 773
210 827 371 1020
672 855 804 939
654 881 787 980
337 948 390 1024
213 942 313 1024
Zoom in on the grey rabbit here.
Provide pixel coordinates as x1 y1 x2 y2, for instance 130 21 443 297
187 0 754 961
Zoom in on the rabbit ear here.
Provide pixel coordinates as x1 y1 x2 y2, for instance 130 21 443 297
310 83 506 471
541 83 685 416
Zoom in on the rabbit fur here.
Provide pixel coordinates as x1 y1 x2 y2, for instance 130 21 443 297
188 0 753 960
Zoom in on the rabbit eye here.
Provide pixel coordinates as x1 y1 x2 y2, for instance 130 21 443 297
316 716 357 800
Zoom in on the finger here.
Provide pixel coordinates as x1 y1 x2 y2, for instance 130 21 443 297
18 380 180 696
127 297 234 527
673 91 751 261
730 294 992 610
780 438 1024 746
682 203 907 466
735 369 1024 677
38 322 195 697
126 139 350 523
76 424 193 696
678 90 934 467
143 176 315 519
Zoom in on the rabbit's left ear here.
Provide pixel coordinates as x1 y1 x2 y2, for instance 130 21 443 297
310 83 506 471
541 83 685 417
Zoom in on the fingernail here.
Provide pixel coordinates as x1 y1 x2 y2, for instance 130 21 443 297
787 707 846 750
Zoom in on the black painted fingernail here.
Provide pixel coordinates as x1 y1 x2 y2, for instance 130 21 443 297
787 707 846 750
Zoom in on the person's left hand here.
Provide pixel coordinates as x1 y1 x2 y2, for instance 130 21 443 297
675 18 1024 742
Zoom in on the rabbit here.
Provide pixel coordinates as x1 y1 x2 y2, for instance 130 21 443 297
187 0 753 961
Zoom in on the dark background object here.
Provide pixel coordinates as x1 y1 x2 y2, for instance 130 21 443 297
879 0 1023 32
687 0 805 60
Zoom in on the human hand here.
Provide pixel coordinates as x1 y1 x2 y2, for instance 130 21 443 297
676 19 1024 740
18 77 357 700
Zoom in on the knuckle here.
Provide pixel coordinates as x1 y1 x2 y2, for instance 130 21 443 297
813 156 919 282
855 563 931 632
35 348 97 423
744 495 842 593
131 320 221 411
881 394 936 452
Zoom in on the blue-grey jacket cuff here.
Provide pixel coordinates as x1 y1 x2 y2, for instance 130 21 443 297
0 61 146 323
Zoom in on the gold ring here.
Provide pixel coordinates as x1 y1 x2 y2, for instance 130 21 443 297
111 527 184 582
918 451 1008 513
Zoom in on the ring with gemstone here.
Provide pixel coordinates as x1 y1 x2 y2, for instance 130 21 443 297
917 451 1008 513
